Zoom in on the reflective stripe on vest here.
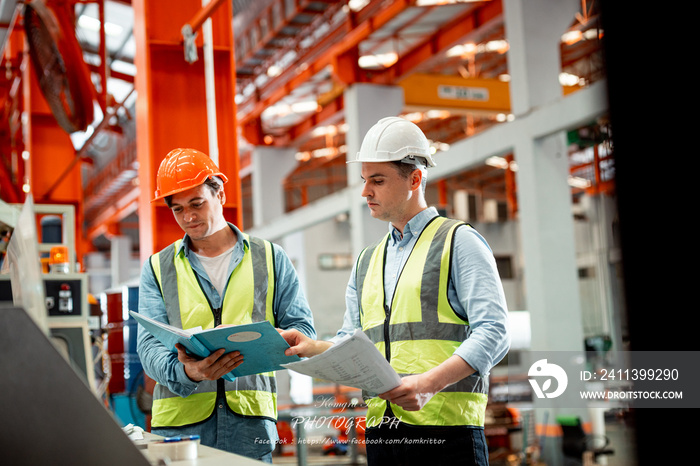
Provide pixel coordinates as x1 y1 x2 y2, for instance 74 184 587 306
149 234 277 427
357 216 488 428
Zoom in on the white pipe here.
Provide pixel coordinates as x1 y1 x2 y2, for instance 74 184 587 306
202 0 219 165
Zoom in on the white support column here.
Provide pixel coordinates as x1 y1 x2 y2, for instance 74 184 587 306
110 235 131 288
251 146 297 228
504 0 578 116
516 131 584 351
516 129 591 462
504 1 590 457
503 0 585 351
343 83 405 257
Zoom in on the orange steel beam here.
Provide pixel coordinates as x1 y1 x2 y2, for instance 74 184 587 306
235 0 334 67
327 0 413 67
243 0 503 147
83 140 139 238
238 0 412 136
86 185 140 241
0 26 25 203
438 179 448 207
87 62 134 83
133 0 241 262
183 0 228 34
367 0 503 84
504 154 517 218
84 142 137 212
235 0 349 89
271 93 345 147
97 0 108 113
24 40 90 265
0 149 20 202
43 86 135 200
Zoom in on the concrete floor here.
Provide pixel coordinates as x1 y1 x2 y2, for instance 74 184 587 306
597 417 637 466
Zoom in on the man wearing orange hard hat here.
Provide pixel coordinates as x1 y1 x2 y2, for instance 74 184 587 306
136 148 316 462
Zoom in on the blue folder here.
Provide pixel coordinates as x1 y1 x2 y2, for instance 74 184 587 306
129 311 300 381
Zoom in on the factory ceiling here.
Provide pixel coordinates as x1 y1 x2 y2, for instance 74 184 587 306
0 0 608 251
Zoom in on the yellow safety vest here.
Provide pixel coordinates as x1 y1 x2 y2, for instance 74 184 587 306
149 234 277 428
356 216 488 428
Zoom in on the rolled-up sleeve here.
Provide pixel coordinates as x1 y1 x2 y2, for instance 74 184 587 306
135 259 199 397
450 227 510 376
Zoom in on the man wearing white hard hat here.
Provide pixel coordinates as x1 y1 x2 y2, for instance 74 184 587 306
281 117 510 465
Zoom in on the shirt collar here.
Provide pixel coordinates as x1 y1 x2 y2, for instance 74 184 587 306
177 222 249 257
389 207 439 244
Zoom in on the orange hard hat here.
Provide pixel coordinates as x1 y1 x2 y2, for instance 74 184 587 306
152 148 228 202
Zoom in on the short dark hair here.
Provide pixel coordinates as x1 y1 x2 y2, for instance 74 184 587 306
164 177 222 208
391 161 427 192
391 161 417 179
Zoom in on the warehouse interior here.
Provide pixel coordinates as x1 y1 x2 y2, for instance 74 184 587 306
0 0 691 465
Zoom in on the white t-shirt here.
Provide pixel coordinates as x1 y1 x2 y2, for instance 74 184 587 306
193 246 235 297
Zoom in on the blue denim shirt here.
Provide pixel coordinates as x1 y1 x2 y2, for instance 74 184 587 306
332 207 510 376
136 223 315 459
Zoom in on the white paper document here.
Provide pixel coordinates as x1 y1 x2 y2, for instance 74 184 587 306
281 329 402 395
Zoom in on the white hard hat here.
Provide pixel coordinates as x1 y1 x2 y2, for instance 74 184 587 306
348 116 436 167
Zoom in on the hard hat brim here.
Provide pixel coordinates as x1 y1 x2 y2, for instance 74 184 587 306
346 154 436 168
152 172 229 203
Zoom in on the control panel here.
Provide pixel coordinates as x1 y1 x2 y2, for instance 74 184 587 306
0 273 88 320
45 277 83 316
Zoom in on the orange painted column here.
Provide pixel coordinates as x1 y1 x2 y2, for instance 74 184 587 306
0 27 25 204
504 154 518 219
22 42 89 267
132 0 241 262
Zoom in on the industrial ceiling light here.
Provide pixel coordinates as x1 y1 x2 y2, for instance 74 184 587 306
290 101 319 114
263 100 318 120
425 109 450 120
561 30 583 45
559 72 582 86
568 176 592 189
358 52 398 69
110 59 136 76
311 125 340 137
77 15 123 37
446 43 476 58
484 40 509 53
403 112 424 123
485 156 509 169
347 0 370 11
446 40 508 58
432 142 450 152
583 29 601 40
295 151 311 161
416 0 483 6
267 65 282 77
486 156 518 171
310 126 328 137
